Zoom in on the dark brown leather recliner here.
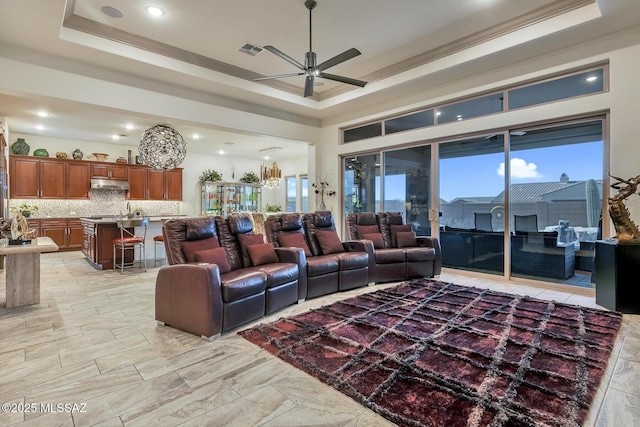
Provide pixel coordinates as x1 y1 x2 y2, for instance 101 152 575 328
264 211 370 299
156 214 301 340
345 212 441 283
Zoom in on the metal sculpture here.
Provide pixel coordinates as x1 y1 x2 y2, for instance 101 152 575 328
608 173 640 240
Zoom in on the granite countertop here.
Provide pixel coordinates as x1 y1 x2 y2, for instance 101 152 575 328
80 215 185 224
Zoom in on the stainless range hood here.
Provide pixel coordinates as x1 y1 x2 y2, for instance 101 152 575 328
90 179 130 191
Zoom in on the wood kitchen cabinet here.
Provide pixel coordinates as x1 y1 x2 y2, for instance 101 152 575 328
81 219 132 270
127 166 148 200
148 168 182 201
9 156 61 198
147 170 165 200
10 156 90 200
40 160 66 198
9 156 182 202
9 156 39 198
41 218 83 250
166 168 182 200
82 220 95 261
90 163 128 180
66 163 91 199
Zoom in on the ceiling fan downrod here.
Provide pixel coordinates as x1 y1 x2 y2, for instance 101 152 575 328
306 0 316 54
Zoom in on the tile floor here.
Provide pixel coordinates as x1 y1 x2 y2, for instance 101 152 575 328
0 251 638 426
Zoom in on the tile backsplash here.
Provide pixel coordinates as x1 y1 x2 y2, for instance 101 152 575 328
9 190 181 218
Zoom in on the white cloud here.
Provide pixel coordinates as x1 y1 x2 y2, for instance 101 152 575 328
497 158 541 179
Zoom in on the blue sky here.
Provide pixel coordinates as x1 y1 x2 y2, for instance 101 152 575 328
384 141 603 202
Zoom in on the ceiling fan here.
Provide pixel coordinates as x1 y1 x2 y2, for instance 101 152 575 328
254 0 368 97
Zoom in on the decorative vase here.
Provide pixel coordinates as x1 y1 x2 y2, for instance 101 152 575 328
33 148 49 157
318 196 327 211
11 138 29 155
72 148 83 160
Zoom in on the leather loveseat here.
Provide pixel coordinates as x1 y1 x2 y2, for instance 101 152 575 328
155 214 301 340
265 211 370 299
345 212 441 283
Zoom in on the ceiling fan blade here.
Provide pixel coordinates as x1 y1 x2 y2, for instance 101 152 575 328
316 48 361 71
254 72 305 81
304 74 315 97
318 72 367 88
263 45 306 71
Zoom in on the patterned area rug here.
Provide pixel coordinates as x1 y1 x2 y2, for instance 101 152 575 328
239 279 622 427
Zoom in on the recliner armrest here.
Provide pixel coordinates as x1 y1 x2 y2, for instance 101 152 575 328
417 237 442 276
155 264 223 339
274 247 307 300
343 239 375 284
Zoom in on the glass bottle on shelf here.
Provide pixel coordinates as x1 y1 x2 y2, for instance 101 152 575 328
201 181 262 216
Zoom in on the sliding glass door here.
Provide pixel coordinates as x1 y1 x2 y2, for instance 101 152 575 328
342 117 604 287
344 154 380 216
508 120 603 284
439 134 506 275
383 146 432 235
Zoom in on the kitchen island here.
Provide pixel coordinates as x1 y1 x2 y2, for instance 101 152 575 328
81 216 178 270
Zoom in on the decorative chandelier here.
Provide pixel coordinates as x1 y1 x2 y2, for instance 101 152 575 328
260 161 282 189
259 147 282 189
138 124 186 171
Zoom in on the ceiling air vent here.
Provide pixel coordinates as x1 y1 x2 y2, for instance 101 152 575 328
238 43 264 56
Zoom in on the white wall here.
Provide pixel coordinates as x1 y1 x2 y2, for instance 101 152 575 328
317 26 640 237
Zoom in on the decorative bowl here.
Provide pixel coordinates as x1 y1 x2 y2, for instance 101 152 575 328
92 153 109 162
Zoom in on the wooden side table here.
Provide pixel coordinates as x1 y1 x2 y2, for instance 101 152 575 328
0 237 59 308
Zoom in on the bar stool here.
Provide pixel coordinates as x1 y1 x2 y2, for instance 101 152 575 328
154 234 164 266
154 218 171 267
113 217 149 274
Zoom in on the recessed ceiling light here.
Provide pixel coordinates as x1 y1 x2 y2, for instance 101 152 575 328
586 76 598 82
101 6 124 18
192 134 200 139
36 125 45 130
218 150 224 155
36 111 48 117
146 6 164 16
125 123 134 130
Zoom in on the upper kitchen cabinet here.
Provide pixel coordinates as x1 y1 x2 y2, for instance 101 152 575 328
10 156 90 199
11 156 64 198
90 163 128 180
165 168 183 200
9 156 39 198
148 168 182 201
66 162 91 199
127 166 148 200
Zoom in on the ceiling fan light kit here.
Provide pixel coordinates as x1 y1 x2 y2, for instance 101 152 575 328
255 0 367 97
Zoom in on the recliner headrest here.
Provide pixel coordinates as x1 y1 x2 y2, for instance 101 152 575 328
185 218 216 240
281 213 302 231
387 212 404 225
356 213 377 225
314 211 333 228
229 214 253 235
